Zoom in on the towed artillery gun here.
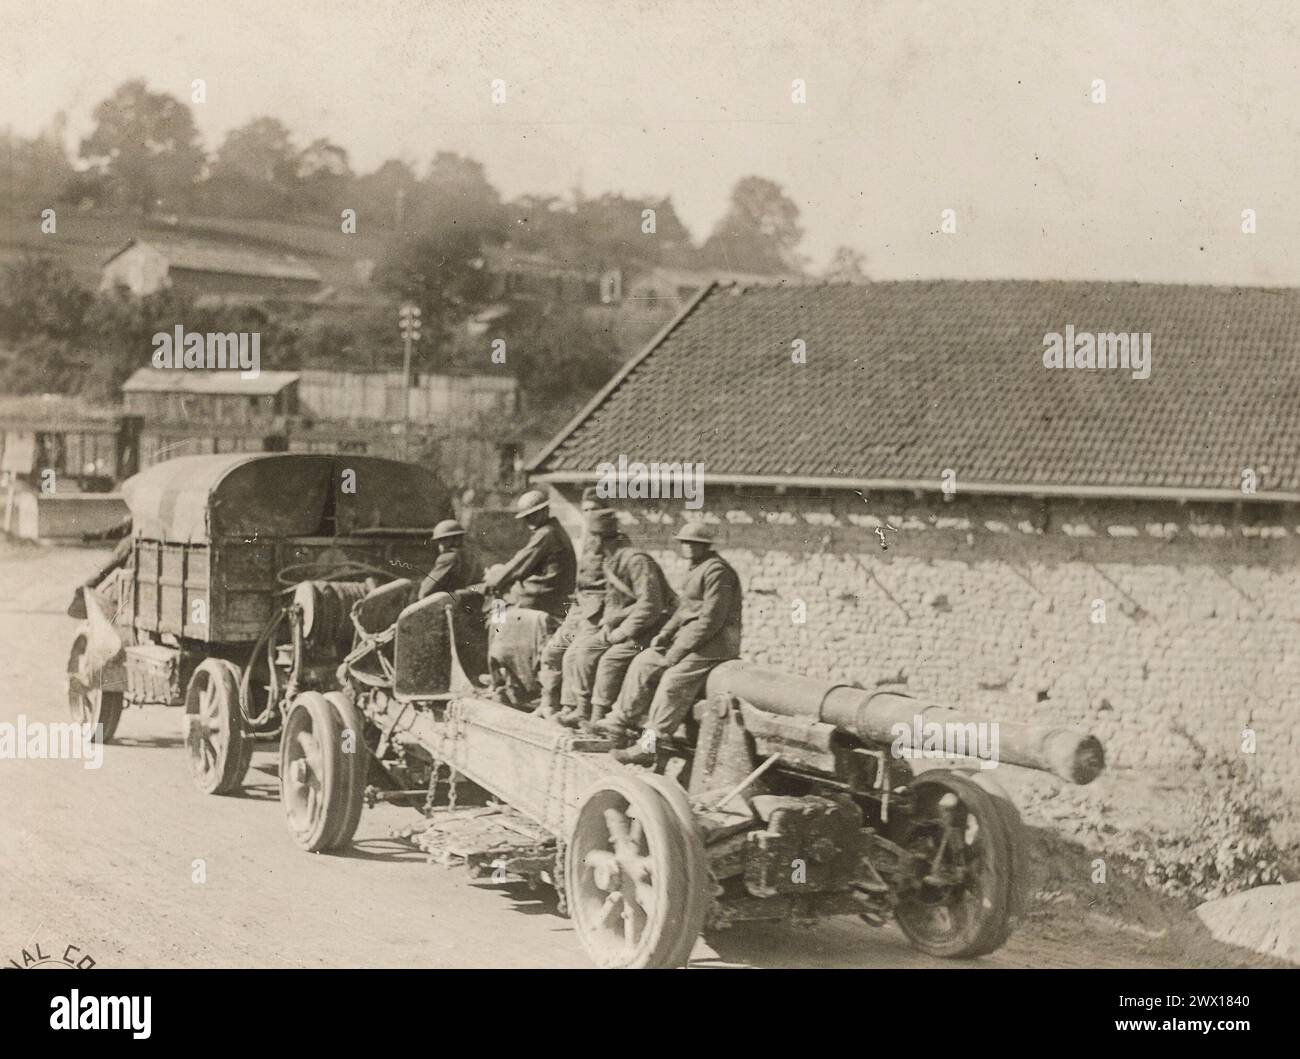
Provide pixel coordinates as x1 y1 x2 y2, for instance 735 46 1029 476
278 581 1105 968
65 453 451 794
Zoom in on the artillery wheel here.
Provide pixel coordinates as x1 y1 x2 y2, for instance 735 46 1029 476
321 691 368 849
280 692 364 852
566 774 708 968
184 659 252 795
66 633 123 743
966 770 1029 929
891 770 1017 958
638 771 712 966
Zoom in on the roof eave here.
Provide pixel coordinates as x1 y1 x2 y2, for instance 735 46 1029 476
530 470 1298 505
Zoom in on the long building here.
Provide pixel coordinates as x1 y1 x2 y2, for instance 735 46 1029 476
528 278 1300 794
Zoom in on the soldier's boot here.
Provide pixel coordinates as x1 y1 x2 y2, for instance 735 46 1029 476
610 738 656 767
533 667 563 720
581 702 609 733
593 715 637 748
557 702 589 728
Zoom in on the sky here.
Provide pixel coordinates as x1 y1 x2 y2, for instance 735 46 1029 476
3 0 1300 283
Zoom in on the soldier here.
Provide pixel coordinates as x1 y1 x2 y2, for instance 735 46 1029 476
417 519 482 599
558 516 674 729
534 488 613 721
596 521 742 764
484 489 577 705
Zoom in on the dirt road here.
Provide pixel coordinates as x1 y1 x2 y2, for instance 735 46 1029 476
0 543 1253 968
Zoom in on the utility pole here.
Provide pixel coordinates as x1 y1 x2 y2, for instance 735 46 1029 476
398 302 421 461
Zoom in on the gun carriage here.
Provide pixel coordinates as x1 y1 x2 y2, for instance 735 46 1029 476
65 453 451 795
279 584 1105 968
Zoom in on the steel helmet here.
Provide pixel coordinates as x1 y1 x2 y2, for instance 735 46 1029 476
432 519 466 541
674 521 715 545
514 489 550 519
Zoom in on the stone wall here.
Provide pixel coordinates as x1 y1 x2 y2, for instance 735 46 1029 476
546 483 1300 791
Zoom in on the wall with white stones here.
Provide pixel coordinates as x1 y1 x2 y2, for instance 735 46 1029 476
546 483 1299 791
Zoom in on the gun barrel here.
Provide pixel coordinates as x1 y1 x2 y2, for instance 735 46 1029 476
704 661 1105 785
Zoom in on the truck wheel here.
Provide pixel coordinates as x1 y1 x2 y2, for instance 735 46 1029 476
281 693 363 852
566 774 708 968
67 633 124 744
321 691 368 849
891 770 1016 958
184 659 252 795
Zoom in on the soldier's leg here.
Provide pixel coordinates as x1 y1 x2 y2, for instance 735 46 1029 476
645 654 719 739
601 648 671 736
536 609 580 714
589 639 648 724
558 625 609 723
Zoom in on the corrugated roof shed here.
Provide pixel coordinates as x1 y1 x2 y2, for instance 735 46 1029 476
531 279 1300 499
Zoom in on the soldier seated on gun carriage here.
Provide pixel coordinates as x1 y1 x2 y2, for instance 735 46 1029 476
556 510 675 731
595 521 743 765
482 489 577 706
533 487 612 721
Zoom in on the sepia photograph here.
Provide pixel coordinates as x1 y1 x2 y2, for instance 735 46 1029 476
0 0 1294 1036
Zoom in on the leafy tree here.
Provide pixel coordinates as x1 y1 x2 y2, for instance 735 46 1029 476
294 138 353 216
79 80 204 215
353 159 420 231
207 117 298 216
699 176 805 275
823 245 868 283
0 254 92 343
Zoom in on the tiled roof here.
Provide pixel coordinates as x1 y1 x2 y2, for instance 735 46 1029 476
532 279 1300 497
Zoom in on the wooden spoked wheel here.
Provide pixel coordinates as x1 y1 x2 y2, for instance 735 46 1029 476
66 633 123 743
890 770 1017 958
566 774 708 969
184 659 252 796
280 692 366 852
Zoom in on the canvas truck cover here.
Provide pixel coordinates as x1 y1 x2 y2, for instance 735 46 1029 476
121 453 450 543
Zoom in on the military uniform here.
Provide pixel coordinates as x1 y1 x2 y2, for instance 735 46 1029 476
607 548 742 737
562 542 674 720
418 542 482 598
487 504 577 705
537 527 609 711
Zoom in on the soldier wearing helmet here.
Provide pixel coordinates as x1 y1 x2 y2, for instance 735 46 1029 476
596 520 742 764
417 519 483 599
484 488 578 705
486 489 577 616
534 489 616 720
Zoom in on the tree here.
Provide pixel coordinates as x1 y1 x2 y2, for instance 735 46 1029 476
79 80 204 215
699 176 805 275
354 159 420 231
207 117 298 215
823 245 868 283
0 254 92 344
372 224 496 345
410 151 504 235
295 138 353 216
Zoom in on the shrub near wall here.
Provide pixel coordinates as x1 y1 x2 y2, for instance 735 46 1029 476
549 484 1300 793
